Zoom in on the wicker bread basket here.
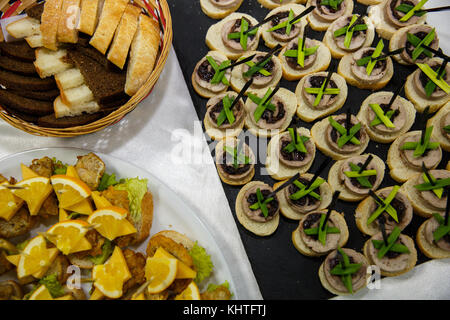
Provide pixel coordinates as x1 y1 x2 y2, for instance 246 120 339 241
0 0 172 137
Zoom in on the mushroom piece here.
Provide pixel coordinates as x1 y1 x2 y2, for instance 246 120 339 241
339 155 384 195
75 153 106 191
302 73 339 110
385 0 422 29
399 132 442 170
325 114 369 154
242 183 279 222
299 211 342 254
350 47 388 84
0 281 23 300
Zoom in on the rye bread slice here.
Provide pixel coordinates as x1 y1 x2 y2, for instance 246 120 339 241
9 88 60 102
67 49 128 107
0 41 35 62
0 69 56 91
38 112 104 128
26 3 45 21
0 55 38 76
0 89 53 116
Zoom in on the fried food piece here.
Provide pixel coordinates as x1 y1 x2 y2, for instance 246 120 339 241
146 234 193 267
77 230 105 258
201 285 232 300
29 156 54 178
75 153 106 190
37 193 58 218
0 207 39 239
0 251 13 276
145 291 169 300
102 186 130 211
122 249 146 294
44 255 70 285
0 281 23 300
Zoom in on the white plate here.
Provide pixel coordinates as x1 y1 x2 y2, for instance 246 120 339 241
0 147 237 299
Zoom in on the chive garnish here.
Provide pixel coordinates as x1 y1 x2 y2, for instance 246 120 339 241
408 28 435 61
243 15 276 35
369 104 395 128
343 15 359 49
265 173 301 201
216 95 235 127
432 192 450 242
366 187 400 225
283 127 310 153
399 0 428 22
343 155 375 189
331 248 362 294
206 56 231 86
243 45 282 79
420 44 449 61
267 6 315 35
305 62 338 107
316 191 341 245
320 0 343 10
289 178 324 201
328 116 361 147
219 54 256 72
417 62 450 96
306 158 332 190
376 226 409 259
250 85 280 123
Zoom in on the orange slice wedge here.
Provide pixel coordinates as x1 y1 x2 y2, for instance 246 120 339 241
20 164 40 180
0 183 24 221
154 247 196 279
145 256 178 294
87 207 136 241
28 285 53 300
12 177 53 215
17 235 59 279
51 175 91 209
174 281 201 300
91 191 112 209
46 220 92 255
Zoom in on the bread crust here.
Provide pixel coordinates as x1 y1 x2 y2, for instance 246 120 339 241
79 0 103 36
306 0 354 31
257 0 306 10
40 0 63 51
427 101 450 152
200 0 244 19
235 181 280 236
416 219 450 259
57 0 80 44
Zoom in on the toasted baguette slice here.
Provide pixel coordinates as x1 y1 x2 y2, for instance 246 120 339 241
57 0 80 43
356 91 416 143
200 0 244 19
34 48 72 78
327 153 385 202
235 181 280 236
428 101 450 152
357 0 382 4
416 218 450 259
125 14 160 96
6 17 41 39
107 4 141 69
25 33 43 48
132 191 154 245
55 68 85 91
275 173 333 220
40 0 63 51
54 96 99 118
306 0 354 31
363 234 417 277
89 0 129 54
337 52 394 90
60 84 94 107
295 72 348 122
78 0 104 35
257 0 305 10
292 210 349 257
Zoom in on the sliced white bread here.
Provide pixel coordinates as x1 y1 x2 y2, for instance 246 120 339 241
54 96 100 119
337 51 394 90
257 0 306 10
244 87 297 138
368 0 427 40
306 0 354 32
34 48 72 78
200 0 244 19
356 91 416 143
78 0 104 36
387 131 442 183
416 218 450 259
327 153 385 202
427 101 450 152
205 12 261 60
57 0 80 43
295 72 348 122
235 181 280 236
107 3 141 69
89 0 129 54
26 33 43 48
404 58 450 113
60 84 95 107
265 127 315 180
310 116 370 160
260 3 307 49
6 17 41 39
55 68 85 91
292 210 349 257
279 39 331 81
40 0 63 51
125 14 160 96
323 16 375 59
230 51 283 97
274 173 333 220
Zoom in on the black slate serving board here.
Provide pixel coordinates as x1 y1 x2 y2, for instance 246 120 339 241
169 0 449 299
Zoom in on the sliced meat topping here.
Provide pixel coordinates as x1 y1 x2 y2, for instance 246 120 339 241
350 47 388 84
0 207 39 239
221 17 258 51
400 25 439 64
365 94 406 135
242 53 278 87
284 177 322 214
75 153 106 191
368 233 413 273
209 0 241 9
194 53 231 93
299 211 341 254
247 94 287 130
385 0 422 28
414 60 450 100
285 38 318 70
268 11 302 42
332 15 367 52
29 157 54 178
216 139 255 181
278 131 315 168
399 132 442 170
326 114 368 154
243 183 279 222
424 215 450 252
312 0 347 22
206 92 245 129
416 170 450 210
339 155 383 195
302 73 339 110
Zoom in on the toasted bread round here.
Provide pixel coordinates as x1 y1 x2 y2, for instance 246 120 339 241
356 91 416 143
427 101 450 152
323 16 375 59
363 234 417 277
235 181 280 236
205 13 261 60
274 173 333 220
357 0 382 5
279 39 331 81
260 3 308 49
200 0 244 19
295 72 348 122
327 153 385 202
416 219 450 259
292 210 349 257
146 232 193 267
306 0 354 31
257 0 306 10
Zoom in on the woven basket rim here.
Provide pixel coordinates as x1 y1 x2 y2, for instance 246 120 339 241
0 0 173 137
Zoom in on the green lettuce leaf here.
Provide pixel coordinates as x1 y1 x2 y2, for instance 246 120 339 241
189 242 214 284
97 172 120 191
114 177 148 221
89 239 114 265
52 158 68 175
39 274 65 298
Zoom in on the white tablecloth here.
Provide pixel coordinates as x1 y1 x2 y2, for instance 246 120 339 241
1 0 450 299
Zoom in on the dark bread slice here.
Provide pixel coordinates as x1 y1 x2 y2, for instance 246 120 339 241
37 112 104 128
0 41 35 62
67 49 128 107
1 105 40 123
9 88 60 101
25 3 45 21
0 55 37 76
0 89 53 116
0 69 56 91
